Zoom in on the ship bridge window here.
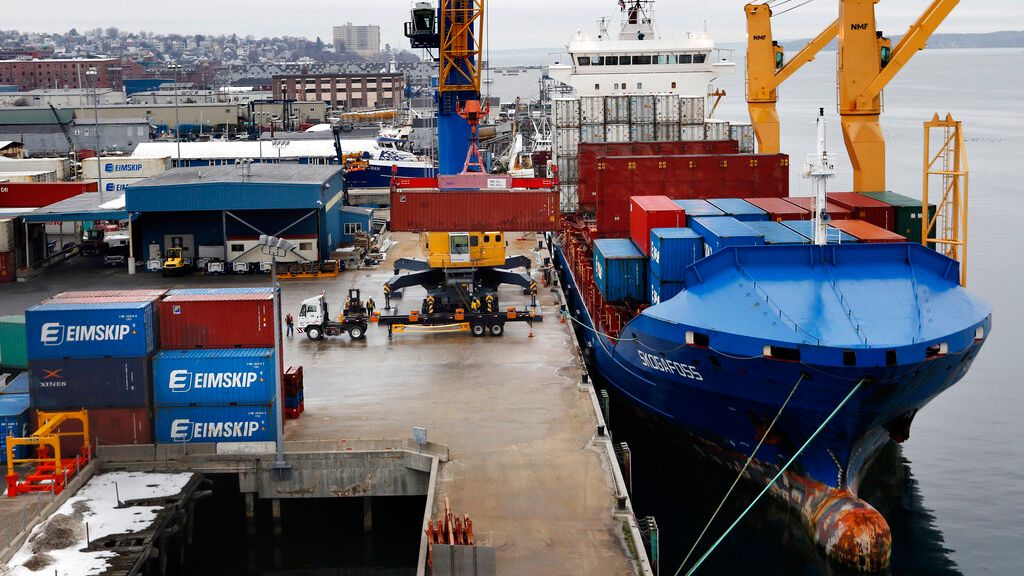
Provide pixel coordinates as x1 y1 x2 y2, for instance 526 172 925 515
605 56 618 65
694 53 707 64
577 56 591 66
677 54 693 64
656 55 670 64
618 56 631 66
632 55 652 65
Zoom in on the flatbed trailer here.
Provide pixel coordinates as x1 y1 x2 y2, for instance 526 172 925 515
376 306 542 337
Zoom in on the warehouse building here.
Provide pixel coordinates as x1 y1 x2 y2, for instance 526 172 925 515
126 164 345 266
272 72 403 110
0 108 76 156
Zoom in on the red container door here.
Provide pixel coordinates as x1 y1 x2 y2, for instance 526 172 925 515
35 407 153 456
0 251 14 283
630 196 685 255
161 295 276 349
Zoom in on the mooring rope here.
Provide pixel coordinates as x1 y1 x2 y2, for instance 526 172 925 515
674 373 806 574
677 378 866 576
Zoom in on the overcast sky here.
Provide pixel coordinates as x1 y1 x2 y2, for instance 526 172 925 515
5 0 1021 49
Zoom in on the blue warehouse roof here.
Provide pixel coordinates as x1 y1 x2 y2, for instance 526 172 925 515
126 164 344 212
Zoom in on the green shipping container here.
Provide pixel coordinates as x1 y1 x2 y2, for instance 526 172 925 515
0 316 27 370
859 192 936 245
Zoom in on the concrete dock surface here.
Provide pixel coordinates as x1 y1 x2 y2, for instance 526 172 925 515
0 232 638 575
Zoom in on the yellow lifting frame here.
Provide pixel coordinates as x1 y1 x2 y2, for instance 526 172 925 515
6 410 90 479
923 114 969 286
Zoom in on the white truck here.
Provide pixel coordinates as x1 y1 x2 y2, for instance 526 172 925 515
296 289 369 340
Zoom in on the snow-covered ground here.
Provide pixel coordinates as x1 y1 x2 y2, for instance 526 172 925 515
7 471 193 576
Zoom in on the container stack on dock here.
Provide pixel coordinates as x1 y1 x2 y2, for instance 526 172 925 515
155 288 278 444
25 291 162 453
0 315 27 370
552 93 754 212
283 366 304 420
0 373 31 464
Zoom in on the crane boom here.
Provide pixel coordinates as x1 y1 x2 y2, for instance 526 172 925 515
838 0 959 192
745 3 838 154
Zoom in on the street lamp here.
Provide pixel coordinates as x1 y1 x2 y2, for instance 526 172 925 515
258 233 294 479
85 67 102 199
167 64 182 164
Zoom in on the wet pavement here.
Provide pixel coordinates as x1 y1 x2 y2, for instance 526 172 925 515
0 233 636 575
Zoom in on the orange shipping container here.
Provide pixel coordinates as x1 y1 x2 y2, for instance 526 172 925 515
829 220 907 243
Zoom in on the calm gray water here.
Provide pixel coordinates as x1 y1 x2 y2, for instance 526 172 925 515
493 47 1024 574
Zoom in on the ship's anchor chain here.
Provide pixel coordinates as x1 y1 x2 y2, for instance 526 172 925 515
674 378 867 576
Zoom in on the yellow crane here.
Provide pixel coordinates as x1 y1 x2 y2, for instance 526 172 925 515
744 4 839 154
838 0 960 192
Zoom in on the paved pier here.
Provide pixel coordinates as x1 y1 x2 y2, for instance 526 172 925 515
0 232 643 575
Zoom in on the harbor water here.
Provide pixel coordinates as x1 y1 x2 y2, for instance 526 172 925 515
492 47 1023 573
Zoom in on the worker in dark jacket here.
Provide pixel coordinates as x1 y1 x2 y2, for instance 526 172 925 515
285 313 294 337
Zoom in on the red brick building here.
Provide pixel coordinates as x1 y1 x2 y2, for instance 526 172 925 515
272 73 403 111
0 58 123 91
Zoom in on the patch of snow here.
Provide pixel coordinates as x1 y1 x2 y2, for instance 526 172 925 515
7 471 193 576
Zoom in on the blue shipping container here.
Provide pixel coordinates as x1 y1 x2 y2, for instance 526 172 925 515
650 228 703 283
742 221 811 245
25 302 155 360
28 357 151 410
0 394 30 463
1 373 29 395
648 268 686 305
690 217 765 256
155 405 276 444
673 199 725 226
593 239 647 303
706 198 769 222
780 220 860 244
153 349 276 406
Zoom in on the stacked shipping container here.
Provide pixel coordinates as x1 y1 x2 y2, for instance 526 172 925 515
155 288 277 444
25 295 161 452
0 315 26 369
648 228 703 304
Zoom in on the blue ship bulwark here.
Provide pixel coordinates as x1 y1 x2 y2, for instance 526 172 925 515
556 241 991 494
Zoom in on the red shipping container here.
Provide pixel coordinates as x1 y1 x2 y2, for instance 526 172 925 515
35 407 153 456
829 220 907 243
0 182 97 208
390 189 559 232
0 251 14 283
744 197 809 221
783 196 853 220
578 140 739 211
161 294 275 349
826 192 896 231
630 196 686 255
595 154 790 236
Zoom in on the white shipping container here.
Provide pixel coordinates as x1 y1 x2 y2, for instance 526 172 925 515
655 94 680 124
681 125 704 141
0 157 69 180
555 128 580 155
580 96 605 124
82 156 172 180
198 245 226 260
560 184 579 214
629 95 656 124
580 124 606 143
553 98 581 128
0 170 57 183
731 122 756 154
605 124 631 143
98 177 144 194
555 155 579 183
655 124 681 142
0 218 15 253
630 124 655 142
680 96 706 125
705 120 731 141
605 96 630 124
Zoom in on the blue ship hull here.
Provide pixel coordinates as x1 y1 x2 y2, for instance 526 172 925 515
343 161 437 189
555 242 989 493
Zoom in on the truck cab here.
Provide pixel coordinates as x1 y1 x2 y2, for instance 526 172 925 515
297 291 368 340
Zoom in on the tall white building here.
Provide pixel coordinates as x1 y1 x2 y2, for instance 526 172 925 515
333 23 381 58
